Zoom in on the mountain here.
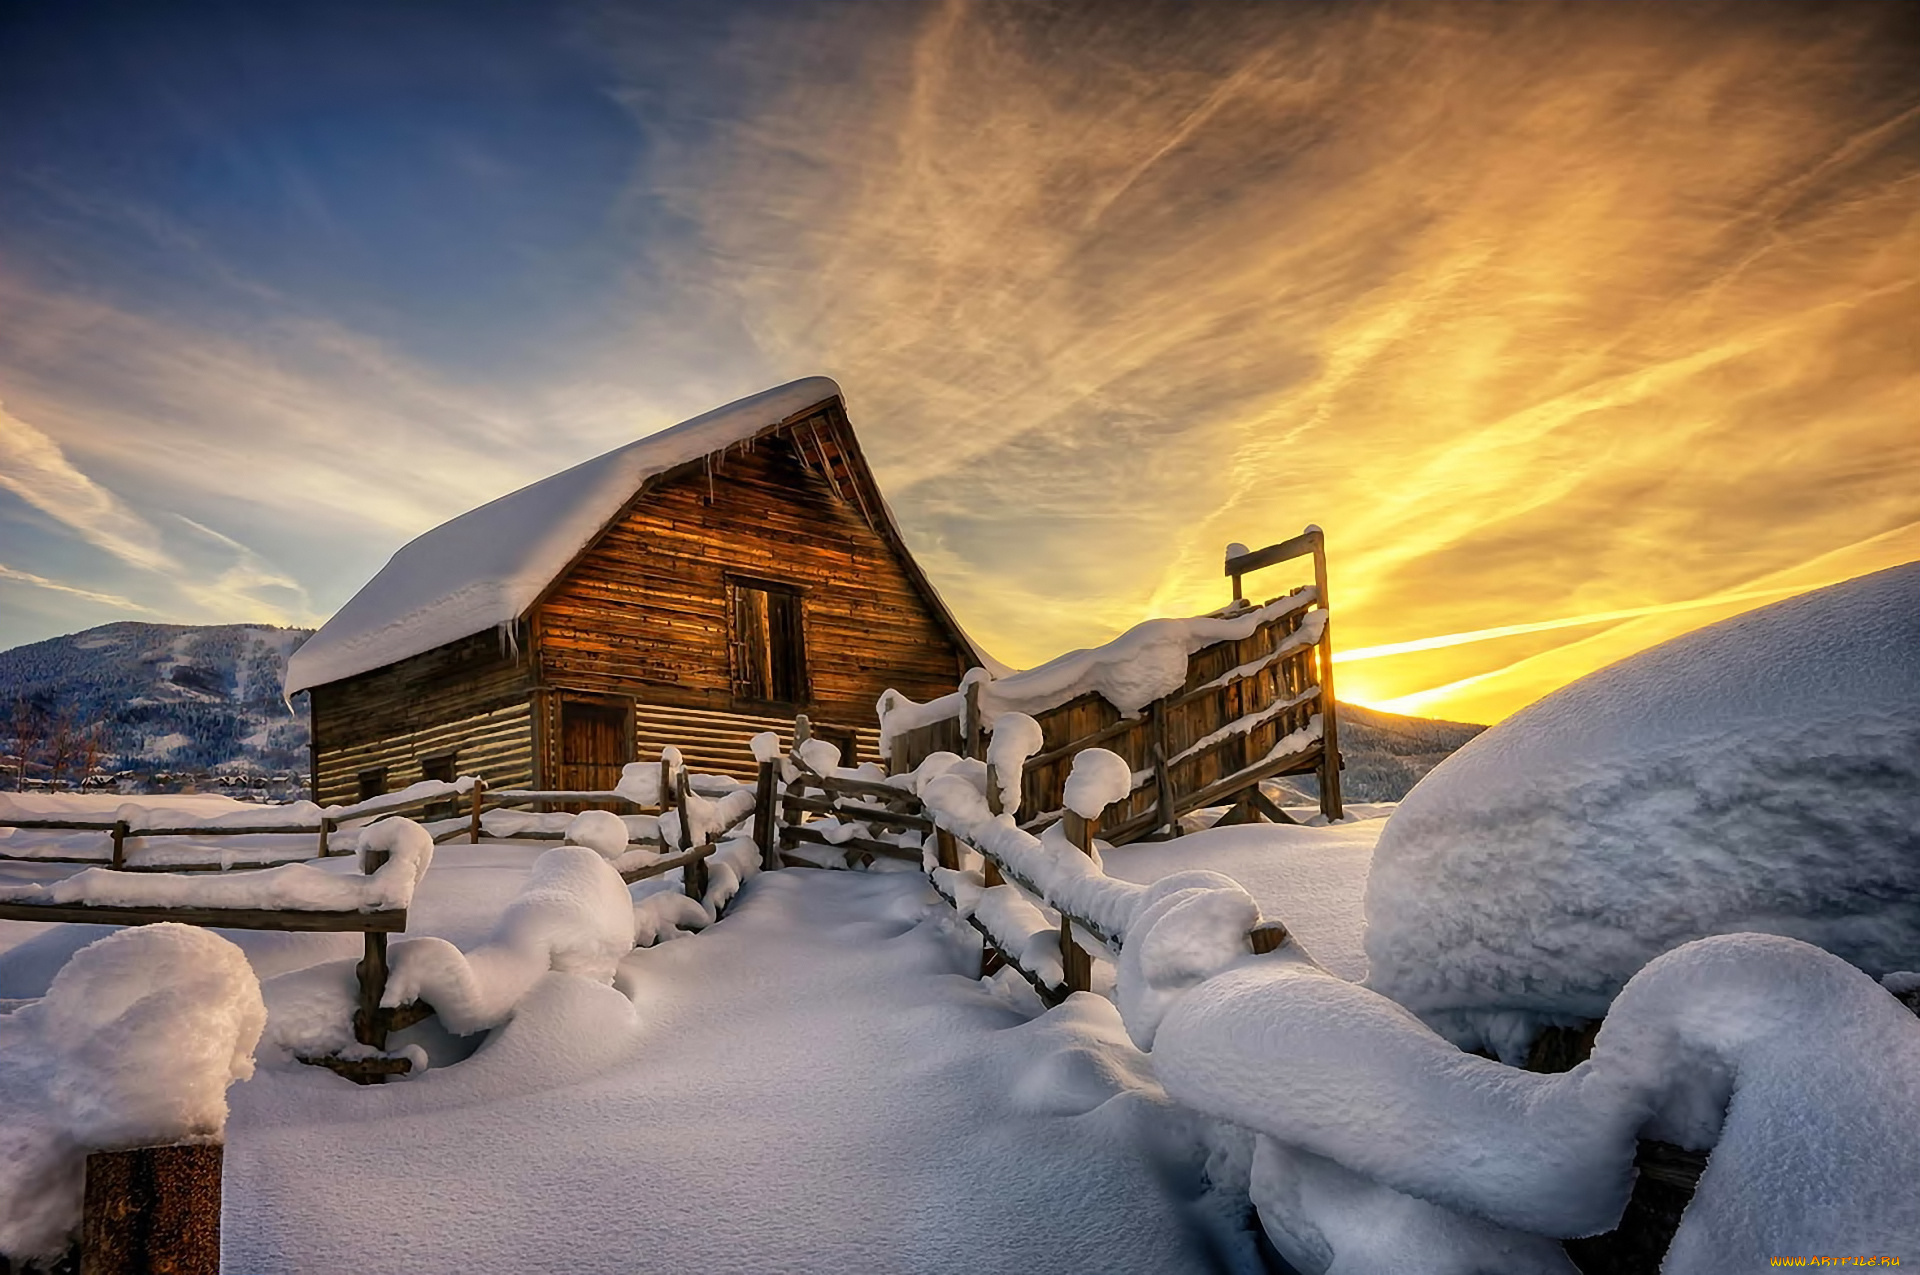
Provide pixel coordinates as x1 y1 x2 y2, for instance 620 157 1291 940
1270 701 1487 804
0 621 315 794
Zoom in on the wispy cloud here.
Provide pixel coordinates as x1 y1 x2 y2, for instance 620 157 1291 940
0 398 173 572
0 562 156 614
595 1 1920 716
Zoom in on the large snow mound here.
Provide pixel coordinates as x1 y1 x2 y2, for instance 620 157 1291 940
285 378 842 693
0 925 265 1258
1364 562 1920 1052
1149 932 1920 1269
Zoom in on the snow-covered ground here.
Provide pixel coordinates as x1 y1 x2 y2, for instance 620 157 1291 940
1103 816 1383 983
0 829 1304 1272
6 561 1919 1271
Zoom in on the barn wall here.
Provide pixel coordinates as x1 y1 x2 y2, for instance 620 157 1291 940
307 630 536 804
532 410 970 773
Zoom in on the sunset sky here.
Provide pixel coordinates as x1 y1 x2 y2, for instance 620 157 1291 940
1 1 1915 724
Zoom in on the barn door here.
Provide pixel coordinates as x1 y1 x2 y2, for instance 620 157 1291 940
559 699 632 794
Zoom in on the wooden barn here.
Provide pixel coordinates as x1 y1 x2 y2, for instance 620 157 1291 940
285 378 985 805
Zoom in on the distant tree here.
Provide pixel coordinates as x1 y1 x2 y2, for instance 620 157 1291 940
7 697 46 790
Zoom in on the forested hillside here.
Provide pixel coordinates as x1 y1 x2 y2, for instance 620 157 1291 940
0 622 314 792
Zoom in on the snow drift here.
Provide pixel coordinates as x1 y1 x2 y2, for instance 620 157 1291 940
1363 562 1920 1055
1145 932 1920 1270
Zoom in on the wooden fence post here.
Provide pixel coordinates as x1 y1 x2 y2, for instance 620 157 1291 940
1248 920 1290 954
1061 810 1096 857
753 760 778 872
110 819 128 871
961 680 982 759
934 827 961 872
1057 812 1098 994
82 1143 223 1275
674 767 695 854
1059 918 1093 995
984 762 1002 817
1309 528 1344 822
316 816 332 858
352 843 391 1067
468 778 484 844
684 847 710 903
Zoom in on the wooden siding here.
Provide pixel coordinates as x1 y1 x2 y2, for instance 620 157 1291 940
531 405 970 779
312 701 535 807
308 629 536 804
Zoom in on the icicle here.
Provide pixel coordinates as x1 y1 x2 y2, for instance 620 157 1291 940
497 619 521 661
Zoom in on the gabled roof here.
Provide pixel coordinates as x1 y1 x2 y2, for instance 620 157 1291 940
287 376 981 694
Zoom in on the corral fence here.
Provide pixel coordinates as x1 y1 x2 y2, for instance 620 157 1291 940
0 756 749 1086
885 526 1345 840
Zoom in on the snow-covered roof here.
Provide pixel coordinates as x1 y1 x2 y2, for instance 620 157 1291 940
286 378 845 695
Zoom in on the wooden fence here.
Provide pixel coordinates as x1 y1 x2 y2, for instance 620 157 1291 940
0 780 480 871
0 765 751 1086
885 527 1344 841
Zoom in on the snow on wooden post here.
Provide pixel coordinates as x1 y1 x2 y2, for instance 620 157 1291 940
468 778 485 844
83 1143 223 1275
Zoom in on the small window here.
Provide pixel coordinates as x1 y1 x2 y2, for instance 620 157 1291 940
421 754 457 819
729 579 807 705
357 767 388 803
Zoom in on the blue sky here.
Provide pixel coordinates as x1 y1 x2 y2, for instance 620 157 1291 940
2 0 1916 722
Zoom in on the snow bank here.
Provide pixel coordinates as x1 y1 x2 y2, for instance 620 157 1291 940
384 847 635 1034
878 593 1322 758
0 817 433 913
1146 931 1920 1268
0 925 265 1258
1365 562 1920 1053
285 378 843 694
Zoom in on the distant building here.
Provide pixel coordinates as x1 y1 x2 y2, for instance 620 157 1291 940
286 378 983 803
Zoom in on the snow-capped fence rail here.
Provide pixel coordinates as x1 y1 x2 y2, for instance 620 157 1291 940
879 525 1344 838
0 819 432 1085
0 777 477 871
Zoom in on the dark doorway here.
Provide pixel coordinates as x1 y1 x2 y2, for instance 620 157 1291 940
559 699 632 794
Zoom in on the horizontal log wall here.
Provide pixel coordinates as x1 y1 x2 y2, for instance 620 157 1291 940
313 702 534 807
534 406 970 759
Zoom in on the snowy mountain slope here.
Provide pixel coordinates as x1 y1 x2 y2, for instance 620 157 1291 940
0 622 314 779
